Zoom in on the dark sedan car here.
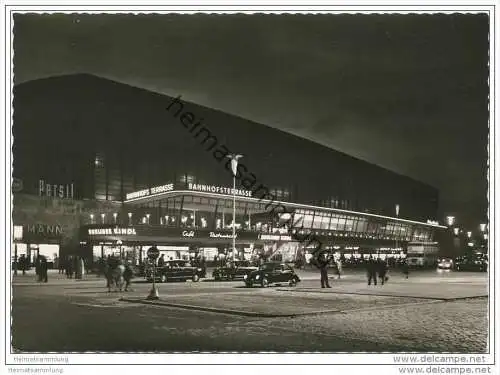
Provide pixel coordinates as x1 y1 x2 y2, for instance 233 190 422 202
244 262 300 288
454 256 488 272
146 260 206 282
213 260 258 281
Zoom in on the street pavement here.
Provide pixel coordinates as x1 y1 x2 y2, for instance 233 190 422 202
10 268 488 352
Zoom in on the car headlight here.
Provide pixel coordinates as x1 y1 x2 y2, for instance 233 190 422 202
255 275 260 280
243 274 248 280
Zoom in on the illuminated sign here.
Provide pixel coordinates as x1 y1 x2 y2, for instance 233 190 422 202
182 230 195 238
126 183 174 200
259 234 292 241
209 231 237 239
188 183 252 197
39 179 74 199
88 227 137 236
426 220 439 225
26 224 63 236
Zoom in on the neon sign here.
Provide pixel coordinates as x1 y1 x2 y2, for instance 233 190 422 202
188 183 252 197
126 183 174 200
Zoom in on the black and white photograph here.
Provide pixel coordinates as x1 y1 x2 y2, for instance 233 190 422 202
2 2 498 374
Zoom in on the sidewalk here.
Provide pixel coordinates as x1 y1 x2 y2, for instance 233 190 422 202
11 269 104 285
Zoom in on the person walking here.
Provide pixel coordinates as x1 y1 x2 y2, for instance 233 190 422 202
318 252 332 288
335 258 343 279
40 256 48 283
402 259 409 279
377 258 388 285
157 254 166 268
366 256 377 286
123 261 133 291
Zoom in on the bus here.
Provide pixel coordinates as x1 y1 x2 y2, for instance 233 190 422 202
406 242 439 268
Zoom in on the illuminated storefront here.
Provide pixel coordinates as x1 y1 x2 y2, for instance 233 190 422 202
77 182 446 264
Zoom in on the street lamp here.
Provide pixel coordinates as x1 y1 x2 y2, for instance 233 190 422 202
146 213 150 225
467 231 472 239
226 153 244 262
453 227 460 236
90 214 94 224
101 213 105 224
446 216 455 227
480 223 487 232
395 204 400 252
113 212 118 224
128 212 132 225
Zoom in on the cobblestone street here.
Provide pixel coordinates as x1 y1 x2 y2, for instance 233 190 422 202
11 269 489 352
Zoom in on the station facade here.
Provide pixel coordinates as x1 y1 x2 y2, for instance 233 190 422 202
12 74 444 266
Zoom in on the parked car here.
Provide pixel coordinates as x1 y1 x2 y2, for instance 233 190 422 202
437 258 453 270
212 260 258 281
244 262 300 288
146 260 206 282
454 256 488 272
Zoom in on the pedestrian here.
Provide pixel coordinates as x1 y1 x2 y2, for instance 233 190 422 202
40 256 48 283
157 254 165 267
402 259 409 279
123 262 133 291
318 252 332 288
366 256 377 286
35 256 41 282
336 258 343 279
377 258 388 285
19 255 26 275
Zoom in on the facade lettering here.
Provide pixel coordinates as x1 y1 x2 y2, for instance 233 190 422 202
259 234 292 241
126 183 174 200
209 231 237 239
182 230 195 237
39 179 74 199
88 227 137 236
188 183 252 197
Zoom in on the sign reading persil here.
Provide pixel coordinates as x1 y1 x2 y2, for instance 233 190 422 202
125 183 174 200
188 183 252 197
88 227 137 236
39 179 74 199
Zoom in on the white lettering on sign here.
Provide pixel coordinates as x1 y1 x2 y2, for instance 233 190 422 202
259 234 292 241
88 227 137 236
126 183 174 200
188 183 252 197
209 232 237 239
39 179 74 199
26 224 63 236
426 220 439 225
182 230 195 237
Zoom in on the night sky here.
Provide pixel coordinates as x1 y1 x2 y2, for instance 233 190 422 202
12 13 489 229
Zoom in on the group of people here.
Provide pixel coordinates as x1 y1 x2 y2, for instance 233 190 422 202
58 256 86 279
103 255 134 292
35 255 49 283
365 256 389 286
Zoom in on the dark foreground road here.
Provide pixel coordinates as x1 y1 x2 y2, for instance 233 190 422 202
11 269 488 352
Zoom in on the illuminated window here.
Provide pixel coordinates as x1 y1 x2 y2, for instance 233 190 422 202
94 154 105 168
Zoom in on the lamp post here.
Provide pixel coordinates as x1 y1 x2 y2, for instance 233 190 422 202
226 153 243 261
101 213 105 224
113 213 118 224
128 212 132 225
146 213 150 225
90 214 94 224
395 204 400 252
